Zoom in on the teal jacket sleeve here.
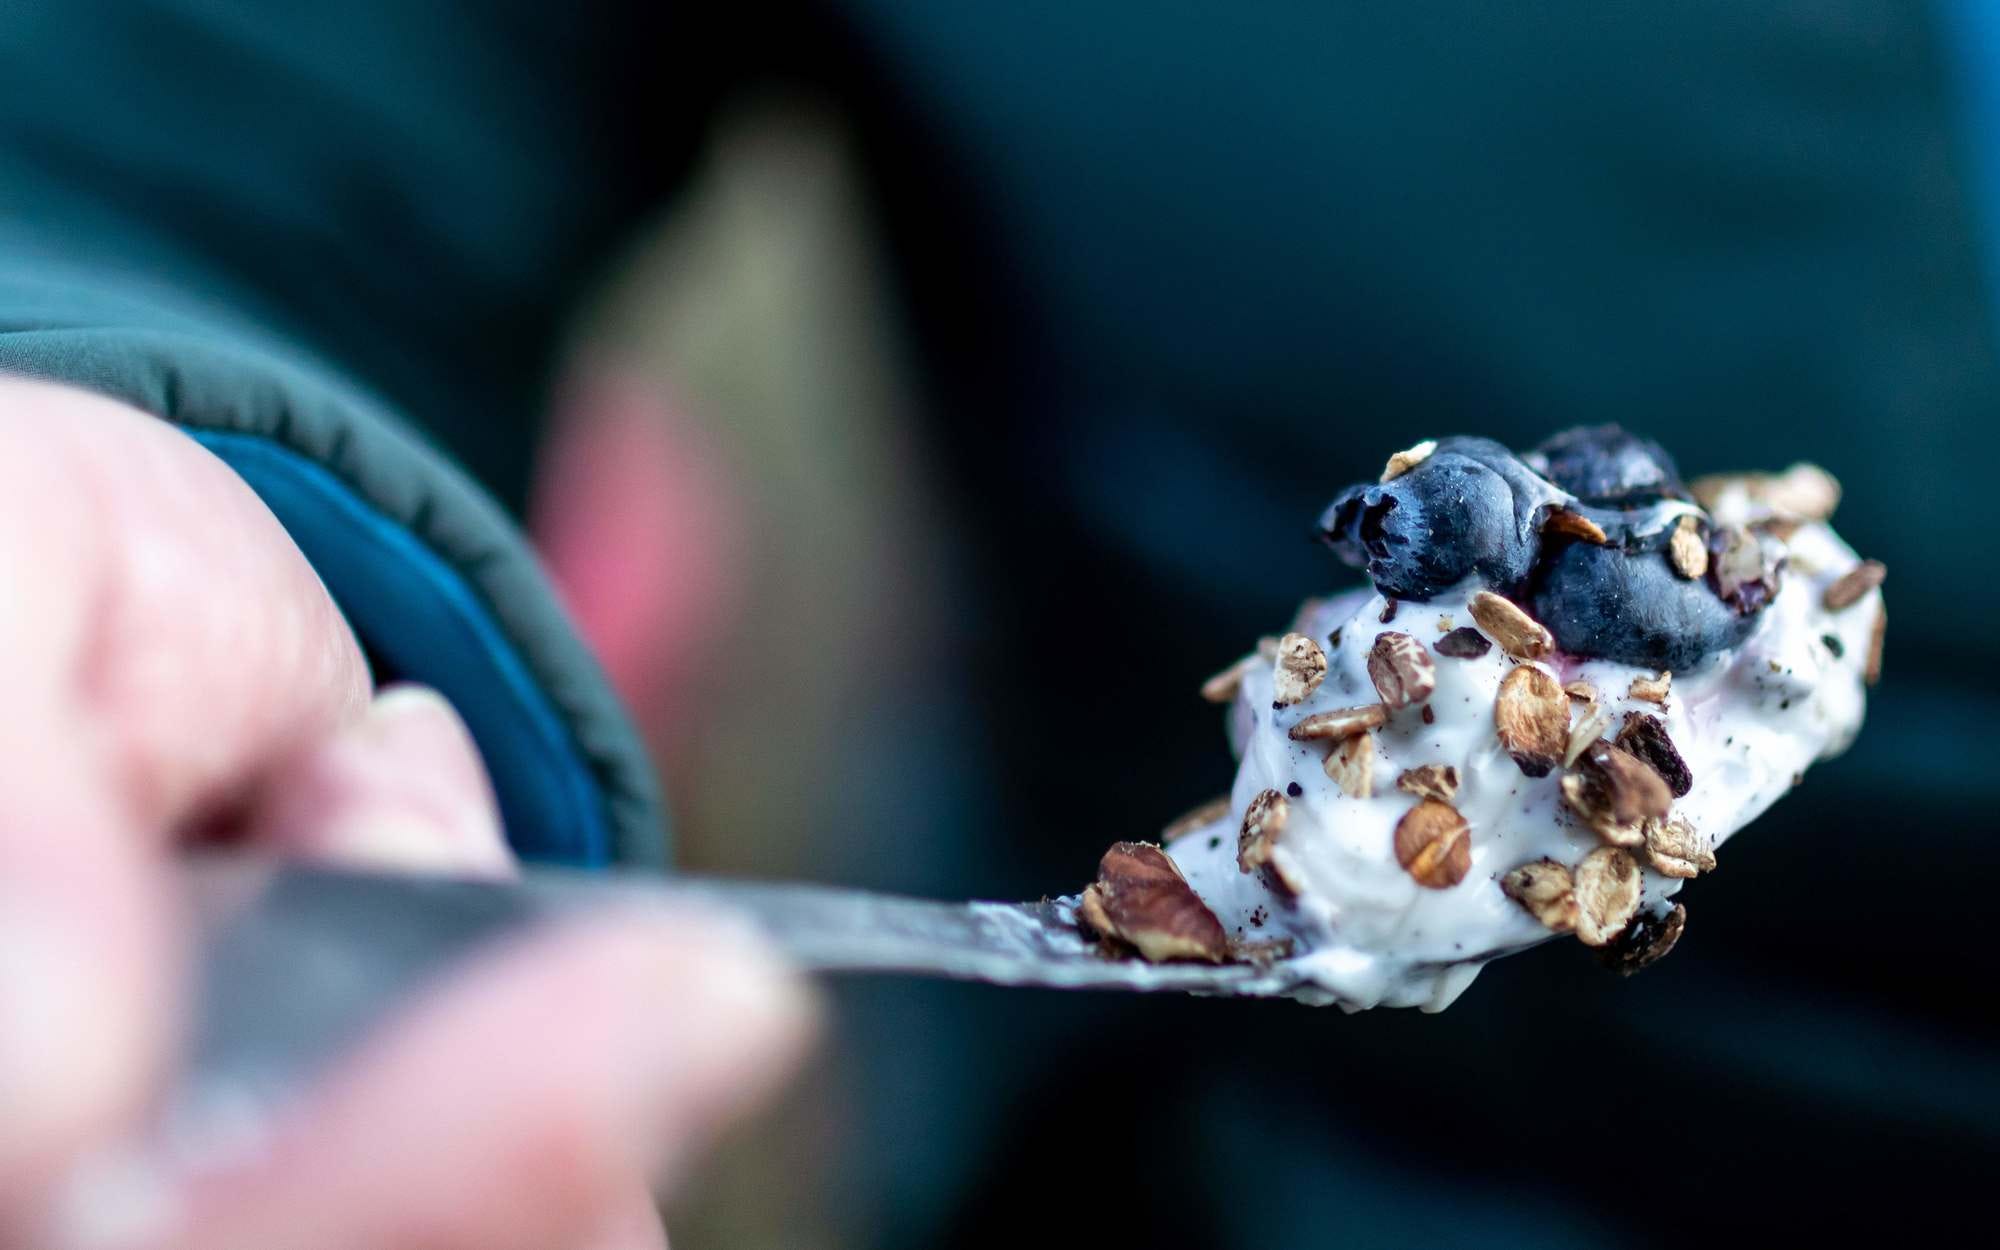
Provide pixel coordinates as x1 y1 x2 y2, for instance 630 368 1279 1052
0 2 672 867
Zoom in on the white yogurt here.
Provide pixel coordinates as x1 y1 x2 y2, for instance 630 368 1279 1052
1166 517 1878 1012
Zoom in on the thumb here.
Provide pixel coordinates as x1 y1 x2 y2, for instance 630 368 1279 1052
246 685 514 879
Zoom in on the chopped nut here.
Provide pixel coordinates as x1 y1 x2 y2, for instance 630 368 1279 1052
1753 516 1805 542
1289 704 1388 742
1324 732 1375 798
1500 859 1578 932
1616 713 1692 797
1272 632 1329 705
1494 665 1568 777
1077 842 1230 963
1236 789 1289 873
1200 653 1258 704
1162 796 1232 843
1628 671 1671 704
1865 604 1886 686
1563 680 1599 703
1393 798 1472 889
1564 703 1613 768
1367 631 1437 710
1467 591 1553 660
1572 846 1643 947
1668 515 1708 580
1822 559 1886 611
1379 438 1438 482
1642 815 1714 878
1543 507 1609 545
1433 627 1493 659
1561 743 1672 847
1598 902 1686 974
1436 614 1454 632
1396 763 1460 803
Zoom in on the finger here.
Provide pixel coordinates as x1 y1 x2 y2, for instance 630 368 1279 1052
576 1186 670 1250
0 381 372 833
0 380 367 1228
133 914 814 1250
0 725 173 1224
244 685 513 879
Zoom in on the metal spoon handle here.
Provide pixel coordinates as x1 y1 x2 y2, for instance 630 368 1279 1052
179 858 1306 1111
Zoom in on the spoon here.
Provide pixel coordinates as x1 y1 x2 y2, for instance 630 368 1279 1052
177 857 1321 1120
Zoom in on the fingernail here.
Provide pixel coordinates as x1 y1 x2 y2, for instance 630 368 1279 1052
362 685 475 753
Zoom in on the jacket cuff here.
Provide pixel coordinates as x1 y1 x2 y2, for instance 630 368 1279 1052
0 322 666 869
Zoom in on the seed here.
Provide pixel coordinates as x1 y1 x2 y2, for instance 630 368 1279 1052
1161 796 1232 843
1688 463 1841 521
1495 665 1568 777
1467 591 1553 660
1642 815 1714 879
1324 732 1375 798
1822 559 1886 611
1394 798 1472 889
1865 604 1886 685
1367 631 1436 710
1560 742 1672 847
1624 672 1672 704
1200 653 1257 704
1565 703 1613 769
1395 763 1460 803
1379 439 1438 482
1543 508 1609 545
1668 515 1708 580
1288 704 1386 742
1500 858 1578 932
1236 789 1289 874
1572 846 1643 947
1271 632 1329 705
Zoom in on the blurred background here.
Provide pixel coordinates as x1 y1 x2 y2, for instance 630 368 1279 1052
527 5 1993 1246
11 0 1995 1245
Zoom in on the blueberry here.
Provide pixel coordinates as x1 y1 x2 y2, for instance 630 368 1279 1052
1525 425 1684 507
1318 442 1563 599
1530 541 1755 671
1320 455 1509 598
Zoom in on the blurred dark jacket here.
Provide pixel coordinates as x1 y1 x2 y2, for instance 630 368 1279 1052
3 2 1992 1246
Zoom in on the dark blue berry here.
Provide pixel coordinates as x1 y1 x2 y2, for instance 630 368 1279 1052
1318 446 1560 599
1525 425 1684 507
1530 541 1754 671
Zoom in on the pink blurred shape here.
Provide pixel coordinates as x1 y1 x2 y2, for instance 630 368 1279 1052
529 369 747 720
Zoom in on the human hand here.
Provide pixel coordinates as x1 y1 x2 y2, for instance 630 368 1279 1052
0 378 814 1249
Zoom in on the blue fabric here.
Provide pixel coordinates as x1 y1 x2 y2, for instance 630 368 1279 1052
1939 0 2000 322
192 431 611 867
